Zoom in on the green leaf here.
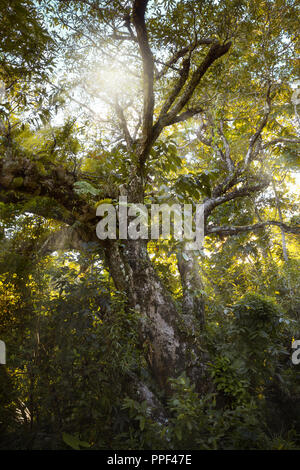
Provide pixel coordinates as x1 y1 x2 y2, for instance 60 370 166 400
62 432 90 450
175 428 182 441
73 181 101 196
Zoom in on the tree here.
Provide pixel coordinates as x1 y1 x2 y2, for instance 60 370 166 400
0 0 299 402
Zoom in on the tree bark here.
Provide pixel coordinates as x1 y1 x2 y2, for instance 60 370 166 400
272 179 289 262
105 238 206 393
177 250 205 327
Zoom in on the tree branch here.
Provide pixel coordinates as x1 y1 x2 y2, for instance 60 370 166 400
165 106 204 125
114 98 133 151
204 179 269 217
155 39 214 80
0 156 97 226
151 42 231 143
139 41 231 164
262 137 300 148
244 84 272 167
158 56 191 118
132 0 154 149
218 119 234 173
206 221 300 236
39 226 96 256
166 41 231 120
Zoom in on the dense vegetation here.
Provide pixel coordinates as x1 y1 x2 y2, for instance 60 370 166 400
0 0 299 450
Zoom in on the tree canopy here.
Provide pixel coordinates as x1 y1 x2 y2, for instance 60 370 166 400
0 0 299 450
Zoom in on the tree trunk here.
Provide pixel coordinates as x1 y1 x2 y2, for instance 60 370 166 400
105 238 207 393
177 249 205 327
272 179 289 262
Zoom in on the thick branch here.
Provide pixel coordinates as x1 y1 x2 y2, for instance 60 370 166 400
166 41 231 120
166 106 204 125
39 226 95 256
211 172 241 198
206 221 300 236
147 41 231 154
114 99 133 150
132 0 154 147
0 157 97 226
156 39 214 80
158 57 191 118
218 119 234 173
177 250 205 327
204 179 269 218
244 84 272 167
138 41 231 167
262 137 300 148
272 179 289 261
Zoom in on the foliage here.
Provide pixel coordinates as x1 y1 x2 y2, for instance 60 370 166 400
0 0 299 451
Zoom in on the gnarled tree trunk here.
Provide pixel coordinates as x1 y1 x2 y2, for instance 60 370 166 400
105 238 207 393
